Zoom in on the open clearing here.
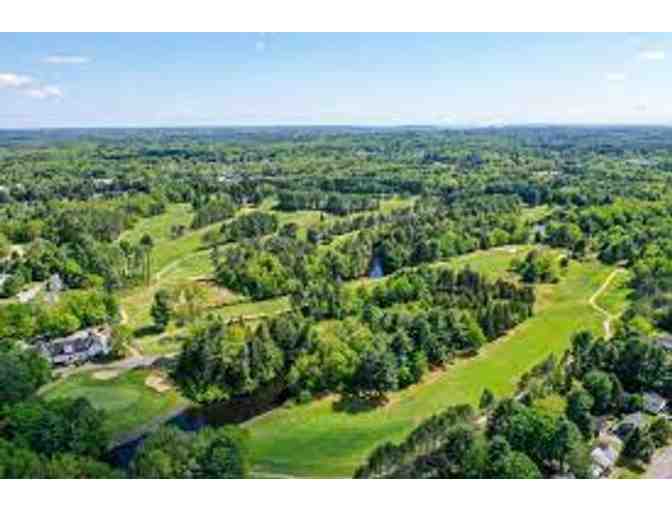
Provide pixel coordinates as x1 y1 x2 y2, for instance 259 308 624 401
42 368 188 442
244 254 621 478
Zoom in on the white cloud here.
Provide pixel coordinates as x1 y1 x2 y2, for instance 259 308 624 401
638 49 665 61
0 73 33 88
256 40 266 52
44 55 90 65
24 85 63 100
0 72 62 99
606 73 626 82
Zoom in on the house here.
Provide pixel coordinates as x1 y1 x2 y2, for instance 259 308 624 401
0 273 9 292
614 412 646 438
591 444 619 478
17 285 41 303
39 327 111 366
656 334 672 352
45 274 64 304
47 273 64 293
643 392 668 415
594 416 614 437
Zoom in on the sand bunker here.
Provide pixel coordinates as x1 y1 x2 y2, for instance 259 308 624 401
494 246 519 253
145 372 173 393
92 369 121 380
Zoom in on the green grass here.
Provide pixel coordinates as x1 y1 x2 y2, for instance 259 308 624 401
533 394 567 418
120 204 194 245
595 269 632 317
347 244 540 291
42 368 188 442
244 253 618 478
521 205 553 222
134 296 291 356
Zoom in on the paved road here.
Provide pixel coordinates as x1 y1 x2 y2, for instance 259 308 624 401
645 446 672 479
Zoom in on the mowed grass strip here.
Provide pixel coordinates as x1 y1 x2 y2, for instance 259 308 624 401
245 256 617 478
42 368 188 442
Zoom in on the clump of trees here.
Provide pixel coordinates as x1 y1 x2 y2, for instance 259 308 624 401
173 317 287 404
190 194 237 229
510 249 560 283
130 426 249 478
0 350 118 478
276 191 379 215
0 289 119 342
219 211 278 243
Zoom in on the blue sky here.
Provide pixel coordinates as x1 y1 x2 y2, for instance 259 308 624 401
1 33 671 128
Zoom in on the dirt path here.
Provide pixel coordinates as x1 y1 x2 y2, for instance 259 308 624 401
588 268 626 339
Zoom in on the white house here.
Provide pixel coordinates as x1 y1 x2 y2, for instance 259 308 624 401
591 444 619 478
39 327 111 366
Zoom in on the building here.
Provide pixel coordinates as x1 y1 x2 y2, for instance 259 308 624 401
17 285 41 303
591 444 619 478
643 392 668 415
45 274 64 304
39 327 111 366
656 334 672 352
614 412 646 438
47 273 64 293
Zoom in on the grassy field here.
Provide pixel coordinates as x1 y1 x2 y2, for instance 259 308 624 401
42 368 188 442
595 269 631 317
120 204 195 246
244 253 619 477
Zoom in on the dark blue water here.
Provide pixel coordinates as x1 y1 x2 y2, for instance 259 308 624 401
107 382 287 469
368 255 384 279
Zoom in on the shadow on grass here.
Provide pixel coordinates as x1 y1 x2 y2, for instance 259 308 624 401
133 325 164 338
332 395 386 415
615 458 646 478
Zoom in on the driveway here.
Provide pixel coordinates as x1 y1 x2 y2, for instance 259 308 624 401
645 446 672 479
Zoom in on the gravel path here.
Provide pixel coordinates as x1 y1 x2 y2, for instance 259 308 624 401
588 268 626 339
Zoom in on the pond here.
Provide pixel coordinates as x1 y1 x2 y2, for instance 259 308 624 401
368 254 384 279
107 381 287 469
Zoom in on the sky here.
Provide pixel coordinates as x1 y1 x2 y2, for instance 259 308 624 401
1 32 672 128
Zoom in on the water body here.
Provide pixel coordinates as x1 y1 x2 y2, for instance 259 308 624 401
107 381 287 469
368 254 385 279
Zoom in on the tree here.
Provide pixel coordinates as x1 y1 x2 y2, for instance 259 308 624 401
0 350 51 405
150 289 172 332
566 389 595 438
139 233 154 286
485 436 541 479
622 427 656 464
0 233 11 259
110 324 133 359
583 370 615 415
480 388 496 410
130 426 249 478
4 397 108 458
649 417 672 448
348 349 399 400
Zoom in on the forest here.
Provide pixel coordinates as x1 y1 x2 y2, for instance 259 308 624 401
1 125 672 479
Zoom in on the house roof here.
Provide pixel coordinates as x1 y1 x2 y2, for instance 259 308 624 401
620 412 645 428
591 445 618 470
643 392 667 412
41 327 110 356
657 337 672 350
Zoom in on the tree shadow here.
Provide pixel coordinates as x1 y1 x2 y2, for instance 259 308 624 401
615 457 646 476
133 325 164 338
332 395 386 415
